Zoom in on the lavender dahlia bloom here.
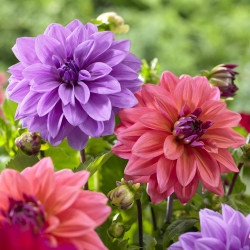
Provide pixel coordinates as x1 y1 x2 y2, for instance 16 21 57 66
7 19 142 150
169 204 250 250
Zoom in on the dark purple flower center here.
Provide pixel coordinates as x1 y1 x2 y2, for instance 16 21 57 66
58 60 79 85
172 105 214 147
1 194 45 233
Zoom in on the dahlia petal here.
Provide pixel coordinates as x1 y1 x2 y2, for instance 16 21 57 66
132 131 167 158
204 128 246 148
194 238 225 250
140 111 172 132
174 174 199 204
211 148 239 173
90 31 114 60
203 176 225 196
176 147 197 186
9 79 29 102
202 138 218 154
35 35 65 65
37 88 60 116
85 22 98 36
111 64 139 80
65 19 84 32
8 62 25 79
74 82 90 104
124 155 158 176
168 242 183 250
14 37 39 66
82 93 111 121
125 175 150 183
178 232 202 250
155 94 178 124
193 147 220 187
112 141 131 159
159 71 179 95
58 84 75 105
31 76 60 93
97 49 128 67
48 103 64 138
164 135 184 160
79 116 104 138
67 127 89 151
55 169 89 188
86 62 112 80
157 156 176 192
44 23 70 46
111 39 131 51
28 115 48 135
74 40 95 68
122 53 142 71
119 79 142 89
88 75 121 94
109 88 138 108
63 100 88 126
23 63 57 81
102 111 115 136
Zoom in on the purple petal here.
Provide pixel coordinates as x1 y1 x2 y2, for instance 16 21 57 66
110 40 131 52
109 88 138 108
194 238 225 250
47 103 64 138
28 115 48 135
88 75 121 94
22 63 58 81
8 62 24 80
179 232 202 250
168 242 183 250
65 19 84 32
78 70 91 81
122 53 142 71
67 127 89 151
111 63 139 80
74 40 95 68
63 100 88 126
44 23 70 46
227 236 242 250
89 31 114 60
86 62 112 81
85 23 98 36
119 79 142 89
31 76 60 92
96 49 128 67
14 37 39 66
82 93 111 121
58 84 75 105
74 82 90 104
37 88 60 116
79 116 104 137
9 79 29 102
102 111 115 136
221 204 235 222
35 35 65 65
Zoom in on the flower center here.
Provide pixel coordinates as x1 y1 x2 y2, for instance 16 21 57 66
1 194 45 233
58 60 79 85
172 106 214 146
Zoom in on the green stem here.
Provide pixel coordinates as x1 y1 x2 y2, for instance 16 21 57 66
166 194 174 224
136 199 143 249
80 149 88 190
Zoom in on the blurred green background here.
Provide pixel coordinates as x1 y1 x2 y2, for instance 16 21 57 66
0 0 250 111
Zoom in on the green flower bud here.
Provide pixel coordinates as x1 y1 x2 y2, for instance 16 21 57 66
241 135 250 163
15 132 41 156
97 12 129 34
108 222 125 238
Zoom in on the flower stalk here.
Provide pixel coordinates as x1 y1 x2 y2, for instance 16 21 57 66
166 194 174 224
80 149 88 190
136 199 143 249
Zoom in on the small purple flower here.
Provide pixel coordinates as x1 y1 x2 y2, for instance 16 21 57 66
7 19 142 150
169 204 250 250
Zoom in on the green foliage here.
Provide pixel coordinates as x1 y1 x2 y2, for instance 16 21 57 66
140 58 160 84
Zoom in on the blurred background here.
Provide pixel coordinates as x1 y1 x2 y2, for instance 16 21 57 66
0 0 250 111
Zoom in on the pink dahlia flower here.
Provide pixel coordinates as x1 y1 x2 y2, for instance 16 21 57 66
7 19 142 150
240 113 250 133
112 71 245 204
0 158 111 249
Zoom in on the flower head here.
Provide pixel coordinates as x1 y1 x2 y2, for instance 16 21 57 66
169 204 250 249
112 71 245 204
7 19 142 150
203 64 239 98
240 113 250 133
0 157 111 249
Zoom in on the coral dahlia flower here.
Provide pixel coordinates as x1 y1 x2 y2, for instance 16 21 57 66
112 71 245 204
169 204 250 249
0 158 111 249
7 19 142 150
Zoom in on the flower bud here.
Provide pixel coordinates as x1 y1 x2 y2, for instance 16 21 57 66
241 135 250 163
15 132 41 156
202 64 239 98
108 222 125 238
97 12 129 34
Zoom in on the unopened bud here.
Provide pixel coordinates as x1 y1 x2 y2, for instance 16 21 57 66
108 222 125 238
202 64 239 98
97 12 129 34
15 132 41 156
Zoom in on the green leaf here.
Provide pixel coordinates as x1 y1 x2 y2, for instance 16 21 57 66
143 233 157 250
85 137 112 158
226 172 246 194
242 165 250 195
5 150 39 172
73 151 113 176
163 218 198 248
2 98 18 125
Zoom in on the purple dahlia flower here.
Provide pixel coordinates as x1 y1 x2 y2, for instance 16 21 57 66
169 204 250 250
7 19 142 150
